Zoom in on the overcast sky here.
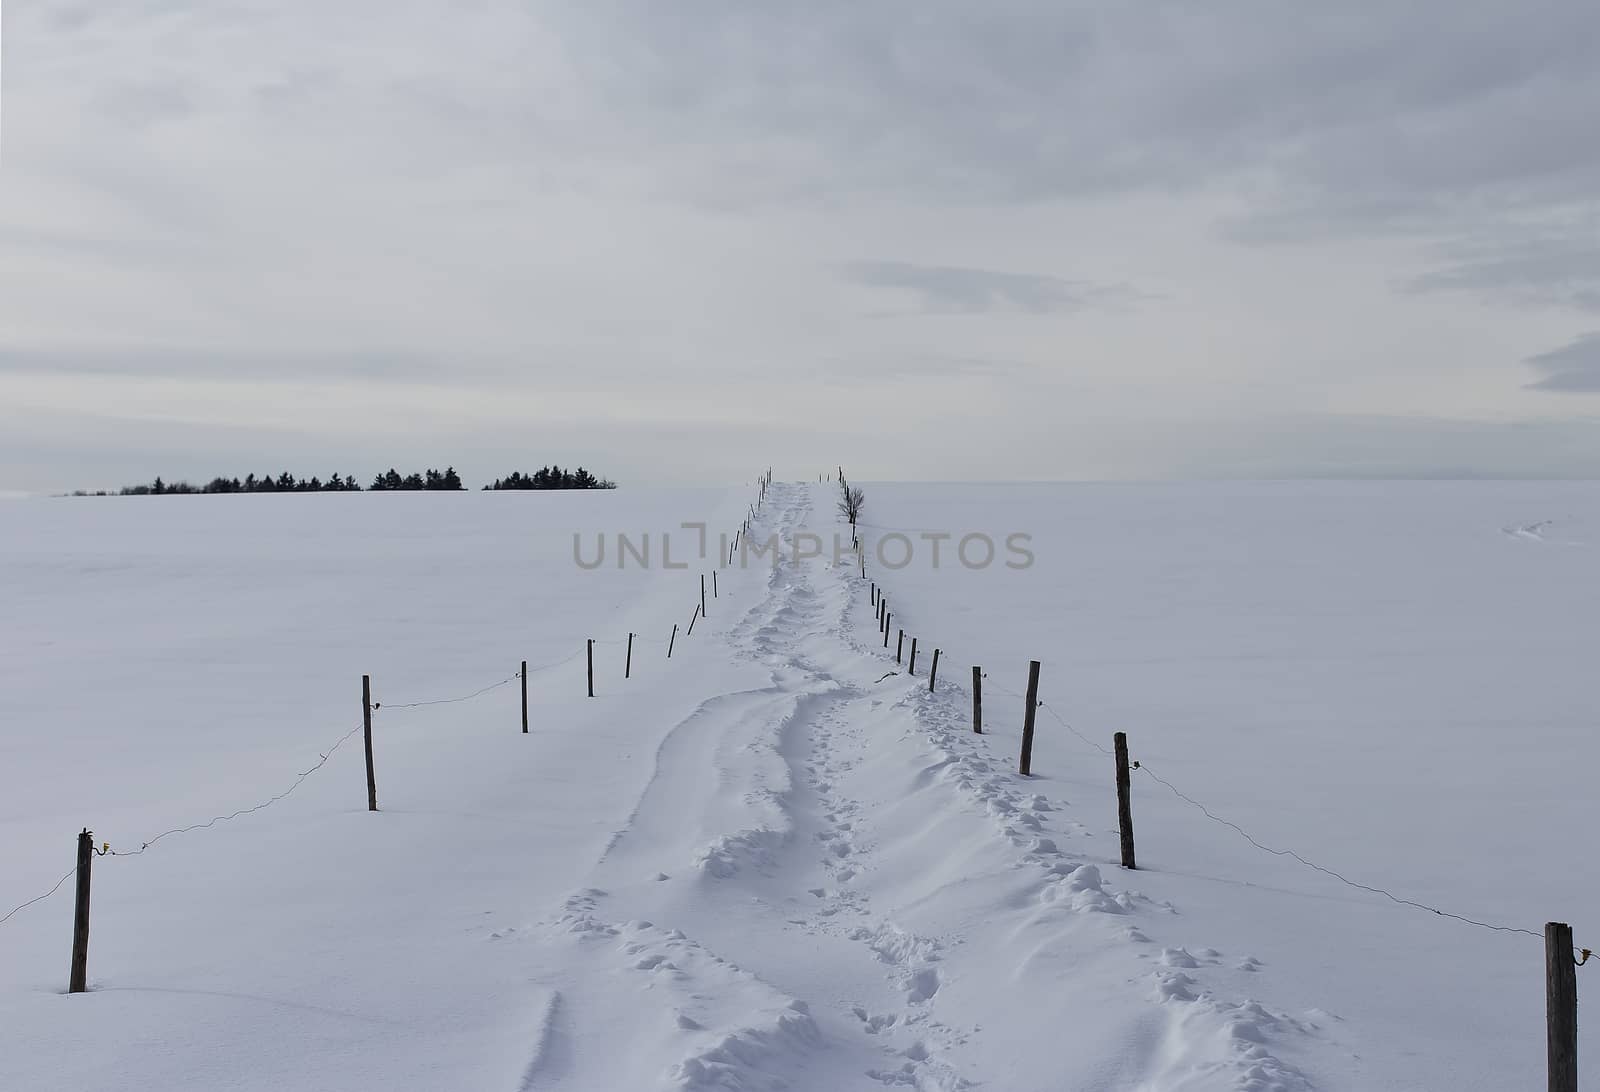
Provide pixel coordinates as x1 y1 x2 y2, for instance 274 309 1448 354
3 1 1599 490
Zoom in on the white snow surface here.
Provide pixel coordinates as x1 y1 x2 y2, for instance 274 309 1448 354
1 479 1596 1091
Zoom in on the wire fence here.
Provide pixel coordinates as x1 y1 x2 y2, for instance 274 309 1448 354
851 504 1592 964
0 868 77 926
1130 759 1544 939
3 654 589 925
16 470 1584 994
110 723 367 858
2 470 778 939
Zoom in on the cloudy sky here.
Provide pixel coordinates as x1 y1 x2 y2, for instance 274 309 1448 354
3 0 1599 490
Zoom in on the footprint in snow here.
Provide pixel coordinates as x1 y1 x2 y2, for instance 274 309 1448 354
1161 947 1201 968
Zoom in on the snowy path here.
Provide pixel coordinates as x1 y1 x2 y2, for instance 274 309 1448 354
518 484 1330 1092
6 481 1594 1090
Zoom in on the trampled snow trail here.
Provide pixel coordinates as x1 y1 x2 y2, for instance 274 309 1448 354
520 483 1334 1091
6 481 1590 1091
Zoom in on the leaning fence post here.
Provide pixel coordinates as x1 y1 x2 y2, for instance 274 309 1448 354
687 603 700 636
68 828 92 993
896 629 905 663
883 612 892 648
1019 660 1041 775
1113 732 1136 868
972 667 983 733
586 639 595 698
909 637 919 675
668 623 678 658
1547 921 1578 1092
625 633 634 679
521 660 529 733
362 674 377 811
929 649 940 692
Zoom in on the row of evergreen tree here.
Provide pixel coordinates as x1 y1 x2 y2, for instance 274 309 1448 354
107 473 362 495
368 467 464 491
76 466 616 496
484 467 615 490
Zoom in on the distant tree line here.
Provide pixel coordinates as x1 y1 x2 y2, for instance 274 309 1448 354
78 472 363 496
484 466 615 491
369 467 464 491
69 465 616 496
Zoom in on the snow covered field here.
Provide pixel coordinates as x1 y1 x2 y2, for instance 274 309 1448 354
1 479 1595 1090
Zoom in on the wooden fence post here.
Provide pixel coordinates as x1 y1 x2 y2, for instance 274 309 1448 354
883 612 892 648
521 660 528 733
586 639 595 698
929 649 940 692
362 674 377 811
701 575 707 618
668 623 678 658
896 629 905 663
871 582 876 606
1547 921 1577 1092
68 828 92 993
1019 660 1041 775
909 637 919 675
687 604 700 636
972 667 982 733
625 634 634 679
1114 731 1136 869
713 571 718 599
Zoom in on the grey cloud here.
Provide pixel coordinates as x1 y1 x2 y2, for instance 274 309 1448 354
0 345 794 390
843 261 1131 314
1165 413 1600 479
16 3 1600 234
91 79 194 126
8 0 1600 486
812 354 1028 381
554 3 1600 208
1222 194 1450 245
0 224 213 266
1408 240 1600 313
549 2 1600 319
1525 333 1600 392
0 347 467 383
17 2 1600 299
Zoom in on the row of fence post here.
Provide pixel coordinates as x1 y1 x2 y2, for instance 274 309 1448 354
851 487 1579 1091
59 469 778 997
49 470 1587 1092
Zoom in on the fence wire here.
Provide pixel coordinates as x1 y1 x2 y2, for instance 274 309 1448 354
1129 759 1544 939
863 576 1581 954
2 480 766 932
0 866 76 926
0 720 365 922
114 724 367 856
